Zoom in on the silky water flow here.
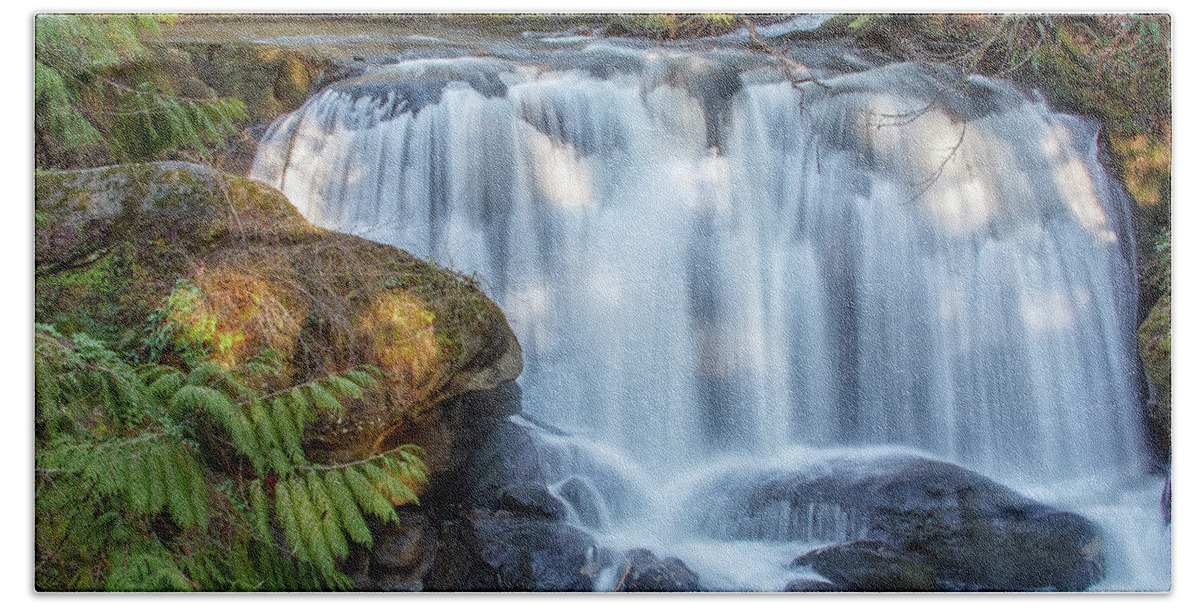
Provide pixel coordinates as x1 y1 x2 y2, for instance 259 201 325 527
251 42 1170 591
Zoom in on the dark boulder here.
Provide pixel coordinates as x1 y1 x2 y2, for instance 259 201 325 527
498 482 569 520
706 455 1105 591
615 548 703 592
463 509 602 591
557 476 605 528
783 577 841 592
461 418 553 509
791 540 936 591
348 512 438 591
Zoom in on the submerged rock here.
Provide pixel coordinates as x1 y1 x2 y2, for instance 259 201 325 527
498 482 569 521
704 455 1105 591
791 540 936 592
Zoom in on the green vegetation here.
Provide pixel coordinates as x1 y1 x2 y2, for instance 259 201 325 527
35 285 430 590
35 14 249 168
602 13 740 39
32 161 522 591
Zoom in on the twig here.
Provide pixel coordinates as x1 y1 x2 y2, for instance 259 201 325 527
613 561 632 592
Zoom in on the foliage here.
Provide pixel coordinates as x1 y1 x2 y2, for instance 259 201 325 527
823 14 1170 138
604 13 741 40
35 283 430 591
34 14 248 168
1145 229 1171 292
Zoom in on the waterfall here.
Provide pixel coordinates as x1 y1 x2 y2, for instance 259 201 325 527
251 43 1167 591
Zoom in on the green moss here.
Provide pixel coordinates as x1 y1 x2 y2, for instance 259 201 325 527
37 162 521 463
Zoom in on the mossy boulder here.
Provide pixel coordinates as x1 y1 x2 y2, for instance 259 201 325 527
179 43 331 123
1138 288 1171 458
35 162 523 471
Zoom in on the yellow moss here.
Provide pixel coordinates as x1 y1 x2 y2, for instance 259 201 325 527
360 292 447 400
1112 131 1172 207
193 265 303 368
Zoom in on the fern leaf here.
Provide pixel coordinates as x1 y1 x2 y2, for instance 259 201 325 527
322 469 372 546
305 471 348 559
288 476 334 575
307 383 342 415
274 478 305 562
270 396 305 465
249 479 271 540
287 387 316 425
341 367 380 390
363 459 419 506
341 466 398 524
147 370 186 403
126 450 153 514
161 445 196 529
171 385 258 461
321 375 363 401
184 450 210 530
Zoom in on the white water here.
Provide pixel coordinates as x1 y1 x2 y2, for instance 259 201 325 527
251 43 1169 591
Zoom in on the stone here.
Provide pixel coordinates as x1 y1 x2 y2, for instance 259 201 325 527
615 548 703 592
791 540 936 591
35 163 523 468
711 456 1105 591
498 482 569 520
464 509 600 591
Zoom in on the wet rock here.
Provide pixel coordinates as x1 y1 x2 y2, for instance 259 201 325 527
791 540 936 591
424 518 498 592
499 482 568 520
464 509 599 591
461 419 552 508
350 512 437 591
557 476 605 528
710 456 1105 591
783 577 841 592
616 548 702 592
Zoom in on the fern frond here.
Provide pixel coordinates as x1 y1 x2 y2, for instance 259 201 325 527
105 542 194 592
161 444 197 529
321 469 372 546
249 479 270 541
270 396 306 465
306 383 342 415
320 375 363 402
304 471 348 559
274 478 305 563
289 476 335 575
341 466 399 524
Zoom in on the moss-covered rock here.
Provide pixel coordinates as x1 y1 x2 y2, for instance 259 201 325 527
35 162 522 471
1138 288 1171 458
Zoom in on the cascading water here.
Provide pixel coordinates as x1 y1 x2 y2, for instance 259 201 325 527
251 39 1169 591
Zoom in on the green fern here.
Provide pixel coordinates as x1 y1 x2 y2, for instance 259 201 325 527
35 319 422 591
35 14 249 168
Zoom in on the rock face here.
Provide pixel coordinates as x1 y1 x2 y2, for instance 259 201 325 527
616 549 703 592
706 456 1105 591
35 162 522 468
419 416 606 591
462 509 601 592
346 512 439 591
